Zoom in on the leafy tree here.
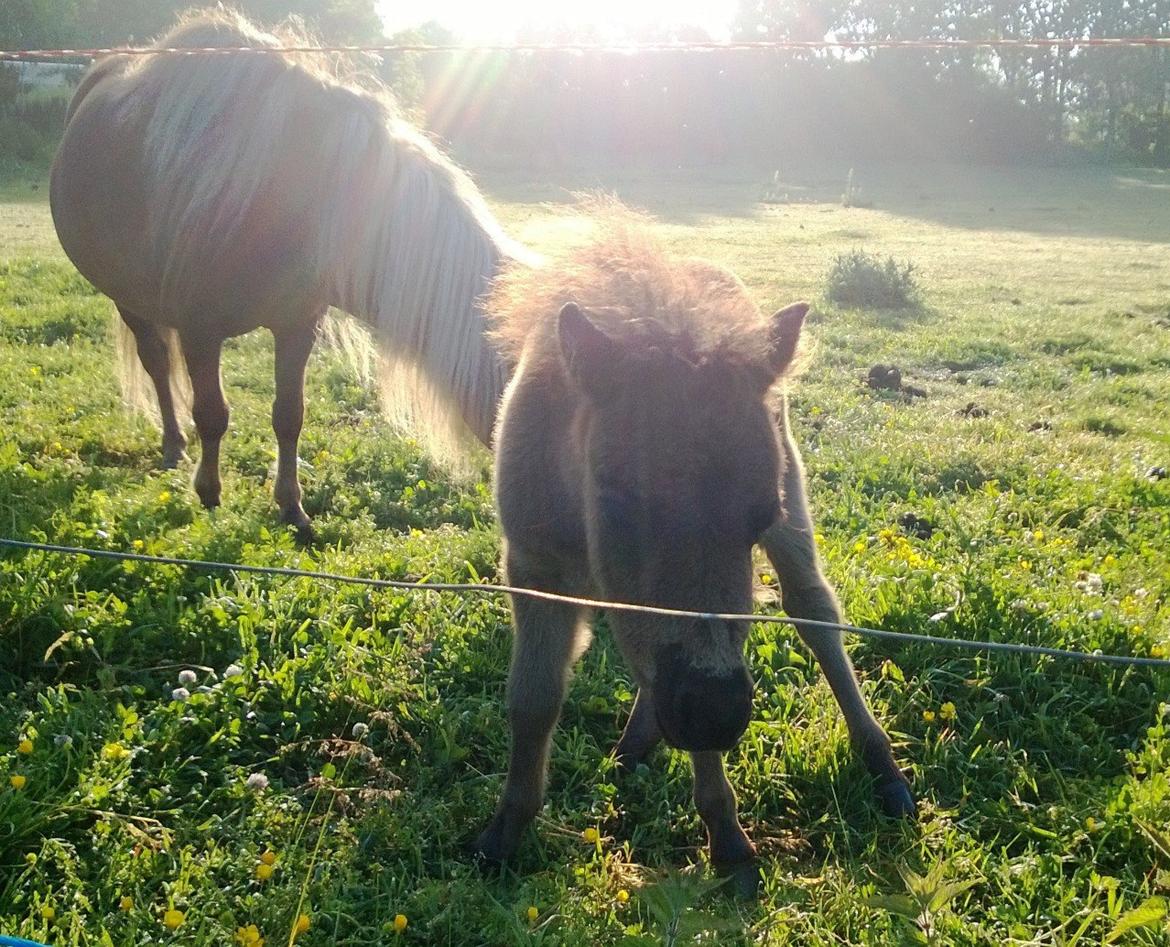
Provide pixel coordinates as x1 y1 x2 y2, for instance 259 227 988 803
0 0 83 49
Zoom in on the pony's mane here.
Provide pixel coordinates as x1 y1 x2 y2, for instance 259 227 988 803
489 205 776 378
111 7 526 463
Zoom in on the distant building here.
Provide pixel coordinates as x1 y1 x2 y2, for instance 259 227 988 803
10 61 84 89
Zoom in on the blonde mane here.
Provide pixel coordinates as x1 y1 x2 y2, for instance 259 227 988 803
110 7 527 463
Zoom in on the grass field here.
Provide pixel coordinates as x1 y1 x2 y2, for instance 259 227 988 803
2 161 1169 946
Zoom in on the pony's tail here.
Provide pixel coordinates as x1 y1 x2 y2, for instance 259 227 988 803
113 316 192 428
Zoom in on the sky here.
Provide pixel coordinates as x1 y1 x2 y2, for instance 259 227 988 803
376 0 740 41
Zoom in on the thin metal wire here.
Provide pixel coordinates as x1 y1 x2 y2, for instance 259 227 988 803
2 537 1167 670
2 36 1169 60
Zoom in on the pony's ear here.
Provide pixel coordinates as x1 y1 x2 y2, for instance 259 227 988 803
767 301 809 376
558 302 616 395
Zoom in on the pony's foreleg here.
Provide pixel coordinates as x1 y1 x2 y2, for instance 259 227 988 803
691 750 756 893
614 687 661 770
271 318 320 535
475 592 589 864
759 398 915 818
119 308 187 468
181 334 228 510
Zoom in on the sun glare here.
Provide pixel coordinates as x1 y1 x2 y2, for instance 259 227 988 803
378 0 739 41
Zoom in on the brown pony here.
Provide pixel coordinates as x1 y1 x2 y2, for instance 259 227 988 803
476 213 913 880
51 9 521 533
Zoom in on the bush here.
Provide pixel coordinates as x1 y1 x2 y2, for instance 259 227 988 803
826 250 920 309
0 114 55 163
12 92 69 137
0 87 68 166
0 65 22 109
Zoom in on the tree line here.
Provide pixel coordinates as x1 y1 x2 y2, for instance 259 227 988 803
1 0 1167 167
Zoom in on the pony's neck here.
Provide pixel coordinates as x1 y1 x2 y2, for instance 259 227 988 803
326 120 529 449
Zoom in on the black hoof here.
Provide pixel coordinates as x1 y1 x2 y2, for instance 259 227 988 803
876 779 917 819
469 821 517 869
614 749 649 775
292 522 316 546
465 837 506 873
714 858 760 900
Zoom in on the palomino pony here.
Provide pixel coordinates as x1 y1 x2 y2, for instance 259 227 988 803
51 9 519 533
477 213 912 879
51 9 913 861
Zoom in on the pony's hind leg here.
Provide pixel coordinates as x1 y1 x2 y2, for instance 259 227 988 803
271 317 320 535
118 308 187 468
760 398 915 818
180 333 228 510
475 588 590 865
614 687 662 770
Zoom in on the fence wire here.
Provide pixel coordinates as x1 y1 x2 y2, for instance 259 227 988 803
2 537 1167 670
2 36 1170 61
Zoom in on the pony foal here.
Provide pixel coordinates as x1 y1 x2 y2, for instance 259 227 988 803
478 216 836 874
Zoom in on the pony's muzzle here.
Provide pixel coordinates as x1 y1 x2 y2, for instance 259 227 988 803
654 665 754 752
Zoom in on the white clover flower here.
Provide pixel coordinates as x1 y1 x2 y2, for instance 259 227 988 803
246 772 269 791
351 722 369 740
1087 609 1104 621
171 687 190 702
224 664 244 679
178 669 197 686
1074 572 1104 594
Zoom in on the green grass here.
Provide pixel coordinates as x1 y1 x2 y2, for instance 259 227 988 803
2 162 1169 946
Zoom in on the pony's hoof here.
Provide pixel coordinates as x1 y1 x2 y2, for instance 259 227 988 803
715 858 760 900
613 744 652 774
162 449 189 469
876 779 917 819
196 489 221 510
464 837 505 872
469 829 512 869
280 506 315 544
290 521 316 545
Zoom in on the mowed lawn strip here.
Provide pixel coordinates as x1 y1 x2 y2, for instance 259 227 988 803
1 163 1168 945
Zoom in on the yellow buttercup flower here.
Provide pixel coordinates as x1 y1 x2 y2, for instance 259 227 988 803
260 850 277 866
526 905 538 923
102 742 130 762
582 826 600 844
939 702 957 721
255 863 274 881
41 905 56 921
119 896 133 911
10 774 26 790
393 913 408 933
293 914 311 938
922 710 936 724
18 739 33 755
164 909 185 930
235 924 264 947
616 889 630 903
159 490 172 503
